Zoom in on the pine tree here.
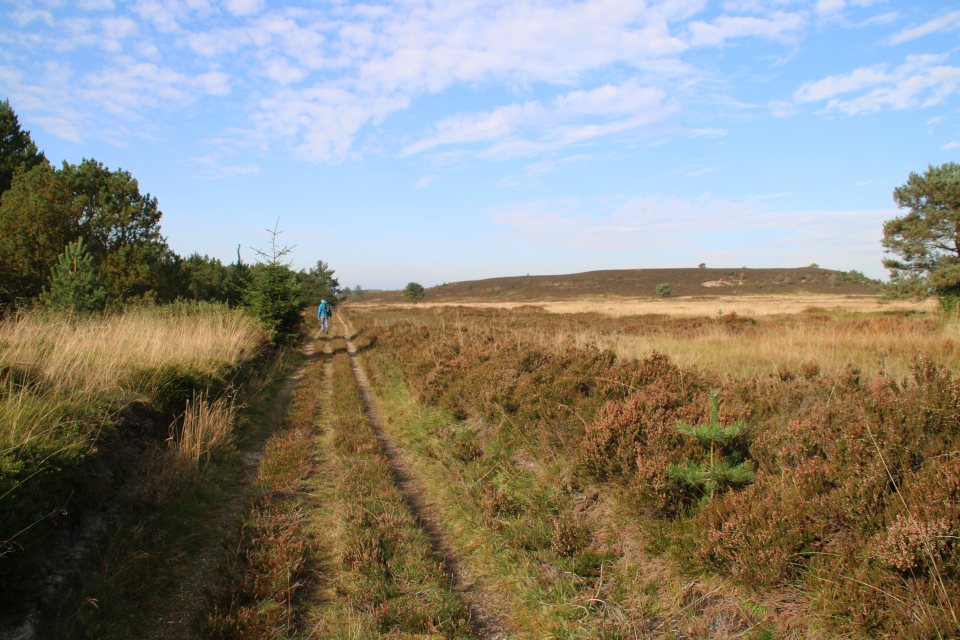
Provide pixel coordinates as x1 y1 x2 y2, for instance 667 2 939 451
245 221 303 344
666 390 754 505
403 282 425 302
0 99 47 199
41 237 106 313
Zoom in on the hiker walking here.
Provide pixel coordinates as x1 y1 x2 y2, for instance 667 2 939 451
318 298 332 334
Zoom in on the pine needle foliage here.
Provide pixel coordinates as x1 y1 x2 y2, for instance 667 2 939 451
667 390 753 504
245 221 304 345
40 237 106 313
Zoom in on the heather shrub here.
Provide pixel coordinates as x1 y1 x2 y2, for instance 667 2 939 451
550 512 590 556
350 306 960 637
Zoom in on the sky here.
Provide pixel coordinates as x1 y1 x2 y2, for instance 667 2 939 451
2 0 959 290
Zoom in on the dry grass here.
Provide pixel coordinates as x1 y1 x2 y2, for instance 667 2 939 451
562 316 960 380
365 293 933 317
169 394 236 473
358 297 953 379
0 304 264 398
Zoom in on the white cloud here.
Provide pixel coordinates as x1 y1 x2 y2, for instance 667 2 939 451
793 64 890 102
263 58 307 85
816 0 845 15
854 180 874 187
102 16 138 40
187 151 261 177
402 80 670 158
195 70 231 95
943 141 960 149
414 174 439 188
687 164 727 176
32 116 83 143
857 11 899 27
224 0 263 17
889 10 960 44
793 54 960 115
688 11 805 46
0 0 862 161
80 0 116 10
523 155 590 176
688 127 728 137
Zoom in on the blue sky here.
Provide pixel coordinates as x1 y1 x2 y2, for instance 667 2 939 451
2 0 959 290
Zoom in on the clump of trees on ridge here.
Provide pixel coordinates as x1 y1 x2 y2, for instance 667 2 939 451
0 99 339 342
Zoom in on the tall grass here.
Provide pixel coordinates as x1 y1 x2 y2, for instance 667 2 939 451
562 314 960 379
0 303 264 398
170 394 236 473
0 302 267 616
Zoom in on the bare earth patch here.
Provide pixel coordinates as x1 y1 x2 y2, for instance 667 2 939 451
357 294 934 318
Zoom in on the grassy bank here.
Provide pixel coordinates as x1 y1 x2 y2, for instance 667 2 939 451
0 303 274 635
347 305 960 639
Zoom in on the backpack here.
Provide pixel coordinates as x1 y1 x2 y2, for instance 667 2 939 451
319 301 330 315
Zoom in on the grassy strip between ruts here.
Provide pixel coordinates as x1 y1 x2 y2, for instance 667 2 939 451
297 330 474 640
198 329 476 639
198 332 324 638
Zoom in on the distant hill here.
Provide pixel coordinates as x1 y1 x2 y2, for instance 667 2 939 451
347 267 883 303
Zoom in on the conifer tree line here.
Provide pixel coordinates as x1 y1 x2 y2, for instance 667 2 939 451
0 100 339 338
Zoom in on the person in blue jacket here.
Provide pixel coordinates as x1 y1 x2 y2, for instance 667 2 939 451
318 298 332 334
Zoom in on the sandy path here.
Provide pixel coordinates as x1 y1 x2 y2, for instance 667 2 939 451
338 314 512 640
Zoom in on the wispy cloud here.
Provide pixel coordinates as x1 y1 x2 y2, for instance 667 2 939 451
490 194 894 267
889 9 960 44
402 80 671 159
855 180 874 187
414 174 439 188
943 141 960 150
792 54 960 115
688 11 806 47
187 152 262 178
687 165 727 177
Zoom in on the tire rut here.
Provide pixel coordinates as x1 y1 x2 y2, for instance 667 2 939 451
142 333 322 640
337 314 513 640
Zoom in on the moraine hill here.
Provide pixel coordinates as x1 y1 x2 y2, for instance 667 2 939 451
354 266 882 303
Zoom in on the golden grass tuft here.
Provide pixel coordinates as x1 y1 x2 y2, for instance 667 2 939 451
169 394 236 472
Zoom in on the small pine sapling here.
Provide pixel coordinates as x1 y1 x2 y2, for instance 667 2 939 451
41 237 107 313
666 390 754 505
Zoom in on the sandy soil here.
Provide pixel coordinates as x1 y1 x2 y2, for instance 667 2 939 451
357 294 935 318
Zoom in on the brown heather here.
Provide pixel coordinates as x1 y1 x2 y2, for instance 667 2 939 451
348 304 960 638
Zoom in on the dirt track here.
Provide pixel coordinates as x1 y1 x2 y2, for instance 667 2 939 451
141 336 322 640
339 314 512 640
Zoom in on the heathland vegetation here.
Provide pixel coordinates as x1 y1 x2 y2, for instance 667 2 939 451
342 304 960 638
4 86 960 640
